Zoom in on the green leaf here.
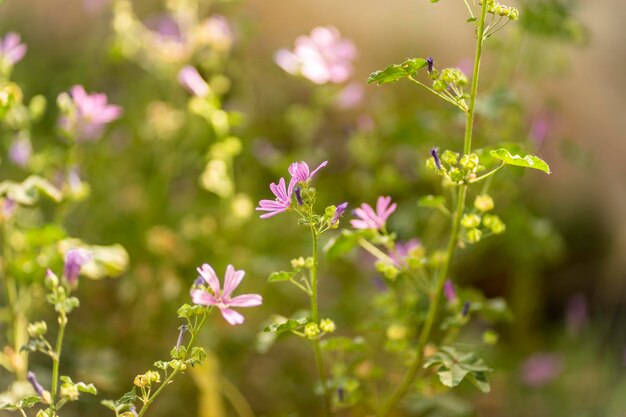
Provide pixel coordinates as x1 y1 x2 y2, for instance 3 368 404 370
0 176 62 205
117 387 137 405
324 230 359 259
0 401 18 410
100 400 117 411
264 317 310 335
75 382 97 395
467 372 491 393
418 195 446 208
368 58 428 85
438 365 469 388
267 271 295 283
490 148 551 174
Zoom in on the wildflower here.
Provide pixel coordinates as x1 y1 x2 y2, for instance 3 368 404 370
520 353 563 387
443 280 457 303
178 66 210 97
427 57 434 73
351 196 397 231
331 202 348 226
288 160 328 185
256 177 294 218
27 371 44 397
0 32 27 68
275 26 356 84
9 137 31 167
191 264 262 325
64 248 93 286
390 239 421 266
430 147 441 170
60 85 122 142
335 82 364 109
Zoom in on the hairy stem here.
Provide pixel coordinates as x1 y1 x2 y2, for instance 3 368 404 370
310 226 331 416
378 3 489 415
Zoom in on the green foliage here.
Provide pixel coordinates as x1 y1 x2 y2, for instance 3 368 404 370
0 176 62 205
264 317 310 335
490 148 551 173
424 346 493 393
368 58 428 85
267 271 295 282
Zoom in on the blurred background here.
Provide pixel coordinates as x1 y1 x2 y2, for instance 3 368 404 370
1 0 625 416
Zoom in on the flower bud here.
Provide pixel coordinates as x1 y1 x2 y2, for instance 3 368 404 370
146 370 161 383
386 323 407 341
61 383 79 401
304 322 320 338
320 319 336 333
430 147 441 170
461 214 481 229
63 248 93 287
474 194 494 212
483 214 506 234
441 150 459 165
134 374 149 388
45 269 59 289
27 321 48 338
433 79 446 92
466 228 482 243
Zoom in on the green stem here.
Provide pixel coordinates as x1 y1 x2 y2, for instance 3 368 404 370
136 313 207 417
50 315 67 410
309 226 331 416
378 3 489 415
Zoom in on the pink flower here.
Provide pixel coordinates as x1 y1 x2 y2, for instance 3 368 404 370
256 177 294 218
390 239 421 267
60 85 122 142
178 66 210 97
191 264 262 325
288 160 328 185
275 26 356 85
335 82 364 109
351 196 397 230
0 32 27 67
520 353 563 387
443 280 457 303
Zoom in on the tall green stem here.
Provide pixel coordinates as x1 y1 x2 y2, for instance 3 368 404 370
136 313 207 417
309 226 331 416
378 3 489 416
50 315 67 413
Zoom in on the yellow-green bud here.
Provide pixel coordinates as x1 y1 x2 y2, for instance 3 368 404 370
375 261 399 281
449 168 463 183
304 257 314 269
474 195 494 212
304 322 320 338
483 214 506 234
386 324 407 341
27 321 48 338
433 79 446 92
169 360 187 371
466 228 482 243
28 95 47 121
146 370 161 383
461 214 481 229
134 374 149 388
460 154 479 170
320 319 336 333
60 384 79 401
290 257 306 269
441 150 459 165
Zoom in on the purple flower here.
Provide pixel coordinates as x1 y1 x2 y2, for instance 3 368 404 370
0 32 27 67
390 239 421 266
443 280 457 303
430 147 441 170
256 177 294 218
60 85 122 142
331 202 348 226
176 324 187 348
191 263 262 325
520 353 563 387
9 137 32 168
27 371 44 397
294 187 304 206
288 160 328 185
351 196 397 230
427 57 434 73
199 16 233 51
1 198 17 220
178 66 210 97
63 248 93 286
275 26 356 85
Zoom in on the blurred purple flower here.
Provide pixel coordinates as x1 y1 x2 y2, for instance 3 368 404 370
566 293 588 335
335 82 364 109
390 239 421 266
356 114 375 133
1 198 17 220
199 16 233 50
178 66 210 97
0 32 27 67
61 85 122 142
27 371 44 397
530 113 551 147
191 263 262 325
520 353 563 387
64 248 93 286
351 196 396 230
9 137 31 168
443 279 457 303
256 177 294 218
289 160 328 185
331 202 348 226
275 26 356 85
461 301 470 317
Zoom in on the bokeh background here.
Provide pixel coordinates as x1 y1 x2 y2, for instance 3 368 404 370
1 0 625 416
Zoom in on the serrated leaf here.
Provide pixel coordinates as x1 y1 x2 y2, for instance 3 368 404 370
18 395 42 408
418 195 446 208
490 148 551 174
267 271 295 283
118 387 137 405
264 317 310 335
324 230 359 259
368 58 428 85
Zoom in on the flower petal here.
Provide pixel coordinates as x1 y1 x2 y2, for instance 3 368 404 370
196 263 221 295
229 294 262 307
220 308 245 325
190 289 217 306
222 264 245 298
